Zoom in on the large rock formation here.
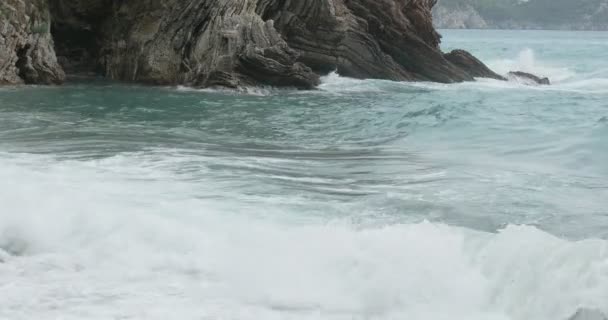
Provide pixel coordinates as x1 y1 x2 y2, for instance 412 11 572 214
0 0 64 84
1 0 505 88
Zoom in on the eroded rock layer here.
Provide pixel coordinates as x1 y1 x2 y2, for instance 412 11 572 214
1 0 502 88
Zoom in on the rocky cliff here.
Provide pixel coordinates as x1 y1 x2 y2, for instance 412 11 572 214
1 0 503 88
0 0 64 84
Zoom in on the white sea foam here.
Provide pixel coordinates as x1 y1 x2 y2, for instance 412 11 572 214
0 152 606 320
2 29 608 320
483 49 608 93
175 84 282 96
487 48 575 83
318 55 608 95
166 47 608 97
318 72 384 93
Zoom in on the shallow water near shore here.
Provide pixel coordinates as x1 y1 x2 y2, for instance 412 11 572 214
1 30 607 320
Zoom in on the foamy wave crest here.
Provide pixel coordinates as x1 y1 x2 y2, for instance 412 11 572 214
318 71 387 94
318 72 441 95
317 62 608 95
174 85 280 96
0 152 607 320
173 60 608 97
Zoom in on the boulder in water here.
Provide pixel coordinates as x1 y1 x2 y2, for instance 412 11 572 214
507 71 551 85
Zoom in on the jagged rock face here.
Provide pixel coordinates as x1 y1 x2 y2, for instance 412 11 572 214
262 0 473 83
2 0 501 88
93 0 486 87
0 0 64 85
444 49 506 80
95 0 320 88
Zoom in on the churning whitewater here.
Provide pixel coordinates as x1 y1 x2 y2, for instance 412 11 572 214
1 30 608 320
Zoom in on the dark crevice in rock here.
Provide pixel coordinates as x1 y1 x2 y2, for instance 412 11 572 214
16 45 32 83
48 0 113 76
51 24 102 74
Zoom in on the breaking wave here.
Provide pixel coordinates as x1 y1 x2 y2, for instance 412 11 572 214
0 152 607 320
1 29 607 320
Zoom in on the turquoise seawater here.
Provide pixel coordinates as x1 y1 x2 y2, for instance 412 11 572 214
1 30 607 320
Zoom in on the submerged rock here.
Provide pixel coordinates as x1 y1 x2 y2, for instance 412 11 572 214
568 308 608 320
507 71 551 85
2 0 515 88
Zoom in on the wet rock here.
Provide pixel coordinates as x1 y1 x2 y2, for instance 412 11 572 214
4 0 507 88
444 49 506 80
0 0 65 84
568 308 608 320
89 0 479 87
507 71 551 85
80 0 322 88
264 0 475 83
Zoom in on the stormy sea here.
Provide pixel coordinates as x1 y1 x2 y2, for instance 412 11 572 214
1 30 607 320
